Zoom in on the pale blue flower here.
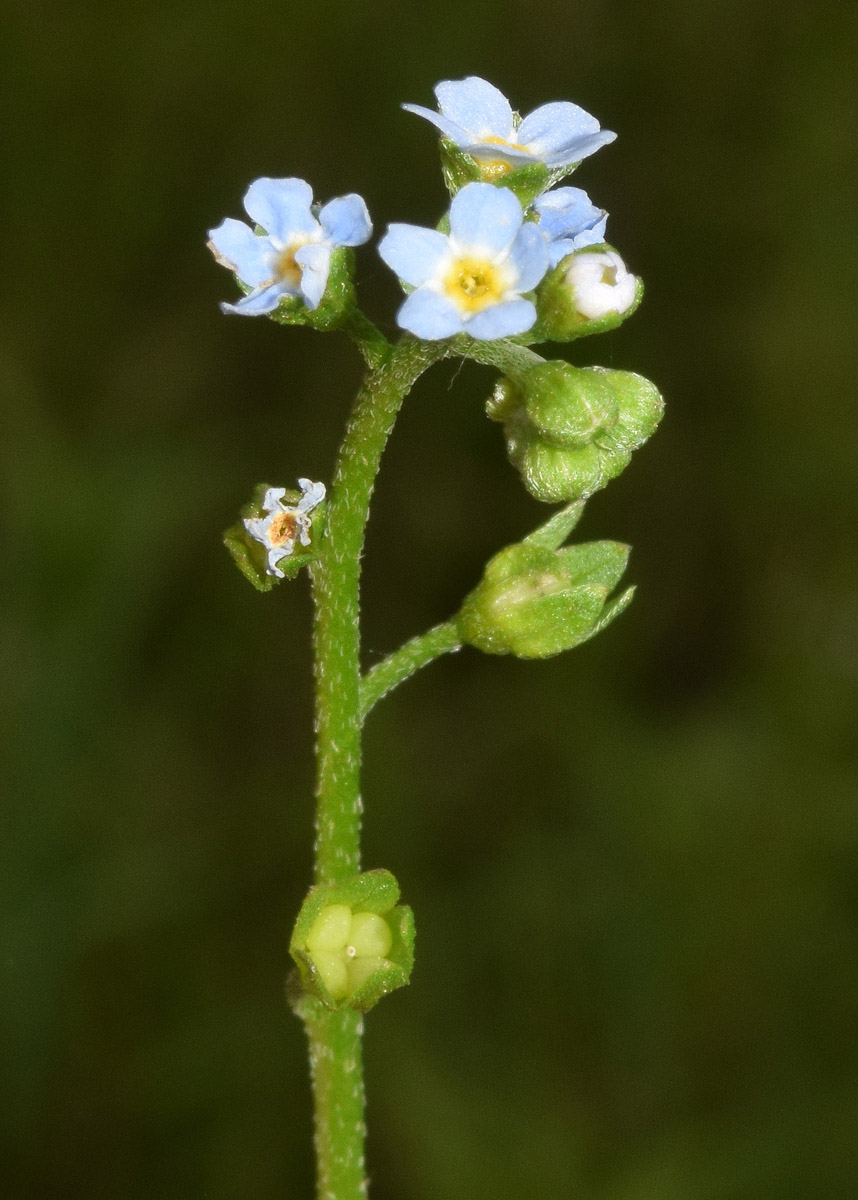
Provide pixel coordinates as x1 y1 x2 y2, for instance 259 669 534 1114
403 77 616 177
208 178 371 316
378 182 549 341
244 479 326 577
533 187 608 268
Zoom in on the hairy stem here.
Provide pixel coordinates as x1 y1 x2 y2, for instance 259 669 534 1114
360 620 462 720
305 335 446 1200
453 335 545 381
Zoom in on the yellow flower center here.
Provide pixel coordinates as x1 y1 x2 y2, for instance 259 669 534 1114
268 511 298 546
476 134 528 181
444 257 507 314
274 238 309 288
600 264 619 285
483 134 527 152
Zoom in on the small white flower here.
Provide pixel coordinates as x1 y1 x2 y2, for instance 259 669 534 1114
243 478 325 578
564 250 637 320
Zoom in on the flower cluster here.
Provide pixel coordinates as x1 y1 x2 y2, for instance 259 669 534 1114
207 78 638 342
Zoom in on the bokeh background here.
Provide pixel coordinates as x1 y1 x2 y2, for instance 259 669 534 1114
3 1 858 1196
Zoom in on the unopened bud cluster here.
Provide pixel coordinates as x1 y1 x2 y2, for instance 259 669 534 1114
488 361 663 503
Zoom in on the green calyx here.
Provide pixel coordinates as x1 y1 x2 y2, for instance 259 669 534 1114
223 482 327 592
457 502 633 659
488 362 664 504
289 869 415 1013
439 139 550 207
267 247 358 332
531 245 644 343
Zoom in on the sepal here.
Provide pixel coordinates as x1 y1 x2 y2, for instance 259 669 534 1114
439 139 550 207
457 513 633 658
267 247 358 332
289 869 415 1013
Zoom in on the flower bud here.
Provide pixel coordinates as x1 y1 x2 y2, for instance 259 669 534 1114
534 246 643 343
457 520 633 659
487 364 663 503
289 869 415 1012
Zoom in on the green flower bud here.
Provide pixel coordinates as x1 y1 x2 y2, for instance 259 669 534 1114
457 505 634 659
533 245 644 343
289 869 415 1013
223 480 327 592
487 364 664 504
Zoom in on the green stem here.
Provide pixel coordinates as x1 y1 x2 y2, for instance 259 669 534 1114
453 335 545 382
304 334 446 1200
303 1005 367 1200
360 620 462 720
311 335 447 885
341 309 391 370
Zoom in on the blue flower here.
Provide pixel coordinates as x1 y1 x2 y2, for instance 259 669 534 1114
378 182 549 341
208 178 372 316
533 187 608 268
244 479 326 577
403 77 616 180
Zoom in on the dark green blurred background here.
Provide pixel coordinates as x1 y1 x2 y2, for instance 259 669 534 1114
3 1 858 1196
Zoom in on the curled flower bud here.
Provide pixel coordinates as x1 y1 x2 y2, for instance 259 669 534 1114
487 363 663 503
534 247 643 343
290 869 415 1012
457 510 633 658
564 250 637 319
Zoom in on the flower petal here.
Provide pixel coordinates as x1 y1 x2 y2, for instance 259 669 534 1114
220 283 285 316
295 243 332 309
401 103 472 146
518 103 616 165
547 226 607 268
243 177 318 244
319 194 373 247
262 487 287 511
208 218 275 288
378 224 450 287
465 299 537 340
448 183 522 256
297 479 326 510
396 288 463 340
506 222 550 293
434 77 515 140
268 548 290 578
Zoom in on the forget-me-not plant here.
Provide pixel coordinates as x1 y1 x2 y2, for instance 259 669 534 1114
208 77 663 1200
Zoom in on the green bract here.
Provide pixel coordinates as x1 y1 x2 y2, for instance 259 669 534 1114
290 869 415 1012
488 362 664 503
223 482 327 592
457 502 633 658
